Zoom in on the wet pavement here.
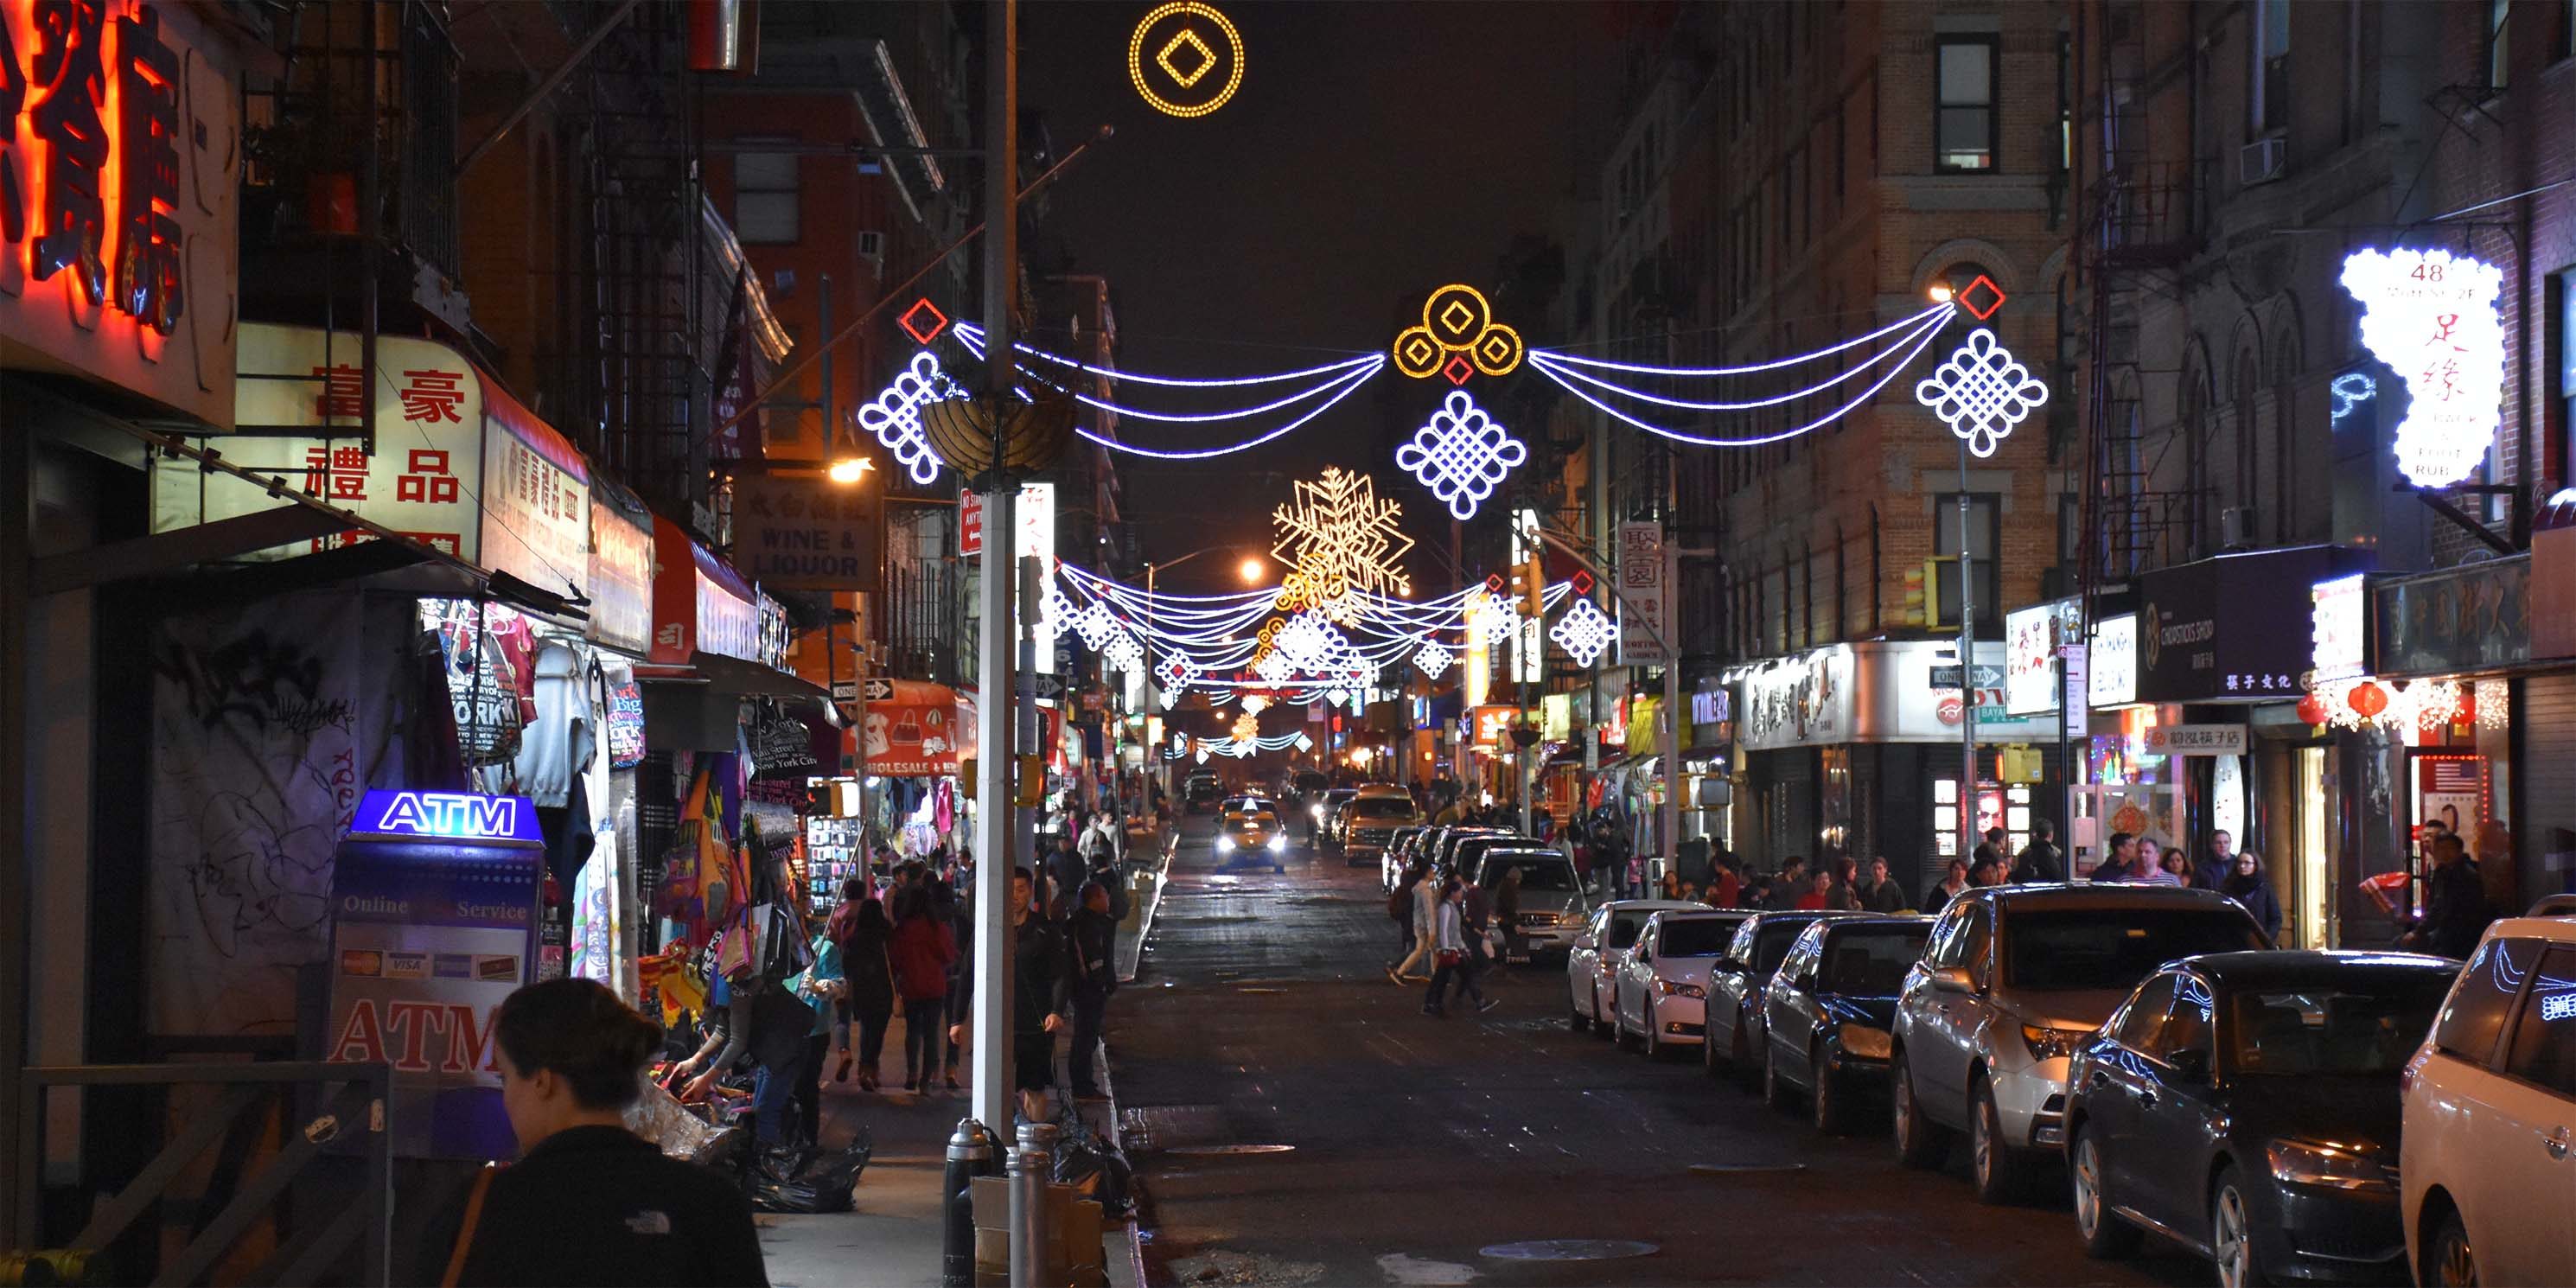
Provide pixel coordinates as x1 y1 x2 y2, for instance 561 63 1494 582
1113 813 2210 1286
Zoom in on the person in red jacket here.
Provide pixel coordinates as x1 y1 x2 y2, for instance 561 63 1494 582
887 886 960 1094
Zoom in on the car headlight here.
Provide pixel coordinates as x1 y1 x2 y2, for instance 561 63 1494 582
1268 834 1286 851
1837 1023 1893 1061
1310 804 1324 820
1655 979 1706 998
2267 1139 2395 1191
2019 1023 2088 1062
1215 836 1234 851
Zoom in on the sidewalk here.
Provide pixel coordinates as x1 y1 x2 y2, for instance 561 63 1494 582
760 966 1152 1285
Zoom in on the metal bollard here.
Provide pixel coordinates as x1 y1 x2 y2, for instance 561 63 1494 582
1007 1121 1061 1288
942 1119 997 1288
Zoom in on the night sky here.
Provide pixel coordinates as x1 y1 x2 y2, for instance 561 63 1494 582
1015 2 1624 591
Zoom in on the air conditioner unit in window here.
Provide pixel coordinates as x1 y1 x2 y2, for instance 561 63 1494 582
2221 506 2260 549
2239 136 2286 187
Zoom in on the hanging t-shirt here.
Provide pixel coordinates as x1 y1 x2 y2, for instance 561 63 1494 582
514 643 593 808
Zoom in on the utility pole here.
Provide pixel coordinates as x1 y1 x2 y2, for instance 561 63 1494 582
1955 436 1980 859
968 0 1018 1159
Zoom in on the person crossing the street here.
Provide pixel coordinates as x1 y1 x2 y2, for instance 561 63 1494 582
1422 878 1470 1018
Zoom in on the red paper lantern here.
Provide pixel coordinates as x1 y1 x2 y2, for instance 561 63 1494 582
2296 693 2330 725
2348 681 2389 718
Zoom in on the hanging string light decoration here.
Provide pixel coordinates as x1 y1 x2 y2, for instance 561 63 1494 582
1398 390 1527 520
1100 630 1144 673
955 322 1388 462
1392 284 1523 384
1412 641 1454 679
1914 328 2050 458
1549 596 1616 666
858 351 964 484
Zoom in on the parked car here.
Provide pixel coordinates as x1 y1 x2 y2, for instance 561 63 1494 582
1891 884 2270 1203
2063 950 2456 1286
2402 914 2576 1288
1422 825 1507 872
1185 773 1222 813
1614 909 1755 1059
1380 826 1430 890
1704 910 1869 1087
1468 849 1590 955
1212 809 1287 873
1567 899 1708 1034
1308 787 1357 844
1340 795 1421 866
1456 834 1544 885
1763 915 1934 1133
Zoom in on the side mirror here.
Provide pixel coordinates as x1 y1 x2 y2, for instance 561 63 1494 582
2167 1047 2211 1084
1929 965 1976 995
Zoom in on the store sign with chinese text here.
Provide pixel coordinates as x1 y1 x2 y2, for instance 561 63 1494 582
587 489 654 656
1470 704 1518 747
2143 724 2248 757
1015 482 1058 671
2138 548 2368 703
732 473 883 591
2310 573 2369 684
0 0 240 427
2370 557 2528 679
1616 522 1668 666
479 381 590 601
2005 600 2078 715
652 517 761 665
2340 247 2504 488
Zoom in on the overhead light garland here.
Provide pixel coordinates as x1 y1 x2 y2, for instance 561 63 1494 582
1398 390 1527 520
953 323 1386 462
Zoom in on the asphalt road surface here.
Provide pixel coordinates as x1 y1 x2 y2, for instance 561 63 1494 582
1113 813 2209 1287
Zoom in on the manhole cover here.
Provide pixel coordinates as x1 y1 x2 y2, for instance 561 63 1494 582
1166 1144 1296 1156
1687 1162 1808 1176
1479 1240 1656 1262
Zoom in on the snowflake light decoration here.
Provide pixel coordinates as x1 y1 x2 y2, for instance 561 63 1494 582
1271 466 1414 608
1549 596 1616 666
1232 712 1259 742
1397 390 1528 520
858 351 963 484
1913 328 2048 458
1412 641 1454 679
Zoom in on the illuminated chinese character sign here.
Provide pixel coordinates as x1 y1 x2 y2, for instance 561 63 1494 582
2340 247 2504 488
0 0 239 426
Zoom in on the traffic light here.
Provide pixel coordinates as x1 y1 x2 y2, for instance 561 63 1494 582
1905 558 1955 630
1508 555 1545 618
1901 564 1928 627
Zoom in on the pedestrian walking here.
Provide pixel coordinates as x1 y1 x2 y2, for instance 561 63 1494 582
888 886 959 1094
829 889 894 1091
784 934 838 1146
939 880 972 1091
1829 855 1865 910
1494 866 1524 964
1971 827 2007 876
1388 864 1439 983
1794 869 1835 910
427 979 767 1287
1967 856 2005 887
1065 879 1119 1100
1422 879 1470 1017
2222 851 2286 942
2402 833 2494 959
1456 876 1497 1011
1922 858 1970 913
1860 857 1909 913
2194 830 2237 891
2010 820 2064 883
1385 865 1424 978
2132 838 2184 886
1764 857 1809 909
2092 831 2139 883
1011 866 1071 1124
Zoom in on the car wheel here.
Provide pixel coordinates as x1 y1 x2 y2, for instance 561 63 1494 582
1702 1018 1725 1079
2427 1208 2477 1288
2069 1125 2140 1259
1812 1043 1851 1135
2211 1166 2269 1288
1893 1055 1951 1170
1732 1016 1763 1093
1591 988 1616 1042
1969 1076 2024 1204
1569 999 1590 1034
1645 1018 1663 1062
1763 1043 1795 1111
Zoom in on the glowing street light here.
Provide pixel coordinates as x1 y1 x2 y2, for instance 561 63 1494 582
1238 556 1266 585
827 456 875 484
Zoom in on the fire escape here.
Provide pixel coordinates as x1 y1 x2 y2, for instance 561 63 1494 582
2075 0 2199 603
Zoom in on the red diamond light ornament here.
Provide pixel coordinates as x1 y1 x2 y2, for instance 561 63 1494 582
1959 274 2006 322
899 298 951 344
1442 354 1475 386
1571 569 1594 596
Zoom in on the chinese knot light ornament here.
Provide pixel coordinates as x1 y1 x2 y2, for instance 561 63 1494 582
1914 328 2049 458
1397 390 1527 520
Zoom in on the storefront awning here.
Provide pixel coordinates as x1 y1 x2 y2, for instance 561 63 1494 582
634 651 828 700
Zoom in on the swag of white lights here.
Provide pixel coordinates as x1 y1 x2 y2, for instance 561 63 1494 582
858 298 2030 510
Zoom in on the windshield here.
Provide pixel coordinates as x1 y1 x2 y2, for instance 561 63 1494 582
2228 980 2453 1075
1485 858 1575 890
1658 920 1735 956
2002 909 2267 992
1606 912 1653 951
1819 927 1930 995
1350 799 1415 819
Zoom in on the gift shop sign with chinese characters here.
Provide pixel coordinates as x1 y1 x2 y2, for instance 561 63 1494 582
150 323 591 602
0 0 240 427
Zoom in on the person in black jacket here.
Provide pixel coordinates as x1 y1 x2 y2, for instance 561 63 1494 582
1065 879 1120 1100
2221 851 2286 943
1011 866 1068 1123
2011 819 2065 883
2406 833 2495 959
427 979 767 1287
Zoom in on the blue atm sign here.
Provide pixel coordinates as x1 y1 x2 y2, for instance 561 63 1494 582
354 791 542 845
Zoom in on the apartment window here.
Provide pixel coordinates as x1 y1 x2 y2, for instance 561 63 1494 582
734 144 800 245
2056 31 2075 174
2557 0 2573 61
1934 494 2000 632
2553 268 2574 486
1935 35 1999 172
2252 0 2291 134
2487 0 2512 91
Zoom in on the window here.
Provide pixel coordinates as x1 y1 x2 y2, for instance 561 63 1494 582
2553 269 2573 487
1933 493 1999 631
2252 0 2291 134
1959 905 1994 987
2433 936 2541 1063
1935 35 1999 172
2155 973 2216 1063
2503 947 2576 1096
2110 973 2181 1049
733 144 800 245
2488 0 2513 92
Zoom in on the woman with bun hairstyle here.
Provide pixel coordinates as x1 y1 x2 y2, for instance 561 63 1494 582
430 979 768 1286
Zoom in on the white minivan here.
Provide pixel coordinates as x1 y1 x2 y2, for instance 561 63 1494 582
2401 914 2576 1286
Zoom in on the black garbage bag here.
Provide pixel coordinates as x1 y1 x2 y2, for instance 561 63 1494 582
747 1127 874 1214
1049 1132 1134 1219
